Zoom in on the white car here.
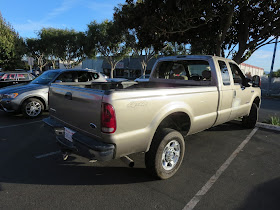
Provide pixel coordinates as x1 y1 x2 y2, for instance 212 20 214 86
134 74 150 82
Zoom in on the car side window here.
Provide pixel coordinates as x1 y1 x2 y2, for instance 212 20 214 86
229 63 244 85
1 73 16 81
56 72 74 82
17 73 30 81
29 74 35 80
77 72 92 82
218 61 230 85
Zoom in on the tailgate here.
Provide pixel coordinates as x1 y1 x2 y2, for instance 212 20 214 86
49 84 104 139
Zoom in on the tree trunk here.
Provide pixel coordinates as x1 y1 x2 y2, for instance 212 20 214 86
141 59 147 75
110 67 115 78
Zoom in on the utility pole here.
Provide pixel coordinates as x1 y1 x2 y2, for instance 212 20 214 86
268 36 278 96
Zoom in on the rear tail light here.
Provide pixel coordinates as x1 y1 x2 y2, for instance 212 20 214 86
101 103 116 133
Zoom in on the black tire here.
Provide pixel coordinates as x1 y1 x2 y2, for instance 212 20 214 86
242 103 258 129
145 128 185 180
21 98 44 118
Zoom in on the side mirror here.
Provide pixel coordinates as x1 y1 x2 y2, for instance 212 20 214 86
55 80 62 83
252 75 261 87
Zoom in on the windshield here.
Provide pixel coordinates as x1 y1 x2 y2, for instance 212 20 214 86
30 71 59 85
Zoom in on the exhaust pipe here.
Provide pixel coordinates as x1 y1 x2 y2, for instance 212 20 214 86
120 156 134 168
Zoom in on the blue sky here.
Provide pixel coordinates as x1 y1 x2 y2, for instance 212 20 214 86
0 0 279 72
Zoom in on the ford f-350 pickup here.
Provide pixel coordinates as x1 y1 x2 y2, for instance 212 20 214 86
43 55 261 179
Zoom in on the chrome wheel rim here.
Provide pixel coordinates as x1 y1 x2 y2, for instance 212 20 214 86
25 101 42 117
162 140 180 171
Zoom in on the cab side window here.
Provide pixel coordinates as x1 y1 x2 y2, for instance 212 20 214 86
77 72 92 82
17 74 30 81
229 63 244 85
218 61 230 85
57 72 74 82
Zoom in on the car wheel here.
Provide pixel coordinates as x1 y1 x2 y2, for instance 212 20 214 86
145 128 185 179
21 98 44 118
242 103 258 129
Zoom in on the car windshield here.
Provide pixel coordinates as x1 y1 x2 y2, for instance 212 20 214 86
30 71 59 85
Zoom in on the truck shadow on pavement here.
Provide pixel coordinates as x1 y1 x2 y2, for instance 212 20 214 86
0 154 155 186
207 121 247 132
237 178 280 210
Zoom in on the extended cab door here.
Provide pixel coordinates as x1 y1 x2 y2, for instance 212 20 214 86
228 62 252 120
214 60 235 125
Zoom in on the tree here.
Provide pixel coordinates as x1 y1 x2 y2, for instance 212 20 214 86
115 0 280 64
37 28 86 69
26 38 48 72
86 20 130 78
114 0 213 51
125 30 157 76
0 12 25 70
273 69 280 78
161 42 189 56
38 28 59 69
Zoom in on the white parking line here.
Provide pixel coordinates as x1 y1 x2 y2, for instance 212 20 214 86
35 151 61 159
183 127 259 210
0 120 42 129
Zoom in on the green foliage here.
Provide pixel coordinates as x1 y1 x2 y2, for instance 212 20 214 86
265 116 280 126
86 20 130 78
0 13 26 70
115 0 280 64
161 42 190 56
26 38 48 72
38 28 86 69
273 69 280 78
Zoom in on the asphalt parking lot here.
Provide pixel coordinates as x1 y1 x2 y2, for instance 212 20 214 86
0 101 280 210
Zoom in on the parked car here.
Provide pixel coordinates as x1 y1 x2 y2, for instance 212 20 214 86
0 69 107 118
106 78 128 82
44 55 261 179
134 74 150 82
0 72 35 88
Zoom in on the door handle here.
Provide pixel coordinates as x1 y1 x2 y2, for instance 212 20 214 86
251 90 254 93
65 92 72 100
233 90 236 98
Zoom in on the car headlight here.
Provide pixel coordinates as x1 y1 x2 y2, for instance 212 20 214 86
3 93 19 99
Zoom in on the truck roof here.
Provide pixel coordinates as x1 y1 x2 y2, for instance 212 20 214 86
157 55 237 64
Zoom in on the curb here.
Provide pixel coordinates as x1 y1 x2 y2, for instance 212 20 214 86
256 122 280 132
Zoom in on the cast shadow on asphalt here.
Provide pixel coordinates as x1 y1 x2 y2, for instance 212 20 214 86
207 121 247 132
0 153 155 187
0 120 250 188
237 178 280 210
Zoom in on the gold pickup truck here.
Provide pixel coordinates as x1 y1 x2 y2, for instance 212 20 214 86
43 55 261 179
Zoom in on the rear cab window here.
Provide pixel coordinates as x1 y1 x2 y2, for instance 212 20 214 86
153 60 213 85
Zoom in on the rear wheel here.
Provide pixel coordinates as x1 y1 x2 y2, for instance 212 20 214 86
145 128 185 179
242 103 258 128
21 98 44 118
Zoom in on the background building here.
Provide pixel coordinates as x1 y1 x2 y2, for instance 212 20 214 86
238 63 264 77
82 56 265 79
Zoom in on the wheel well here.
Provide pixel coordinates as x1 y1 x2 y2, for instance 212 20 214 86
253 97 260 108
157 112 191 136
21 97 46 110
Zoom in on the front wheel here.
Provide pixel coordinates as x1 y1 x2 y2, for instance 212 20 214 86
21 98 44 118
145 128 185 180
242 103 258 128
